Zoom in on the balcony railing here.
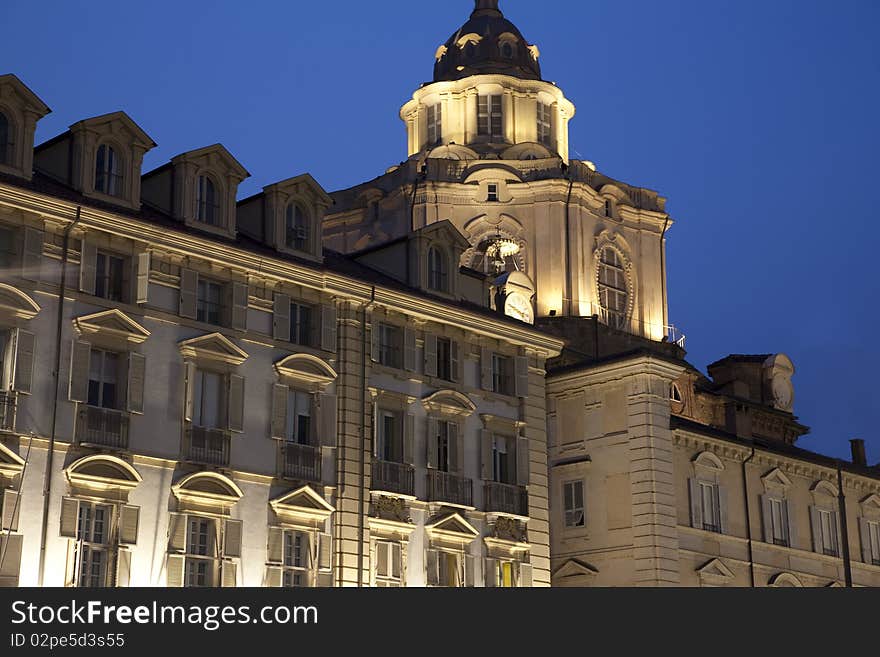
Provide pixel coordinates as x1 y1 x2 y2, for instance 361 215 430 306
582 304 687 350
484 481 528 516
185 426 231 467
371 460 414 496
76 406 129 450
0 392 17 433
281 442 322 483
427 470 473 507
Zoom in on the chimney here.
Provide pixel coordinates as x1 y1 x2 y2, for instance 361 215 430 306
850 439 867 467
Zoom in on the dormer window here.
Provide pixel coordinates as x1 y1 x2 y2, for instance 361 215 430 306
0 112 10 165
94 144 122 197
285 203 309 251
196 175 220 226
427 246 449 293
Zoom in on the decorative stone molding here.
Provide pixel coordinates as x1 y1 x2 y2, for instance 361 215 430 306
274 354 337 392
171 471 242 515
73 309 150 346
269 485 335 529
421 390 477 418
178 333 249 366
0 284 40 321
592 229 635 327
371 495 412 525
65 454 141 497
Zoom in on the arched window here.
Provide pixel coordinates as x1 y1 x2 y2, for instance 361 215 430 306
604 199 614 218
598 247 628 329
286 203 310 251
94 144 122 197
0 112 10 165
196 175 220 226
427 246 449 292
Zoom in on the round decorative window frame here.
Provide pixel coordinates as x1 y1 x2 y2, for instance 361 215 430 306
592 232 635 324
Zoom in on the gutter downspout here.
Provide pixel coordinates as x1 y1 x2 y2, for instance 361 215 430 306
38 205 81 586
837 462 853 587
357 286 376 587
741 443 756 587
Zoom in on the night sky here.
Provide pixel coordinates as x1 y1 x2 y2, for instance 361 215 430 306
3 0 878 463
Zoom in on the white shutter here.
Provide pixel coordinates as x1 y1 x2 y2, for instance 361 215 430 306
519 563 534 588
231 282 249 331
126 352 146 414
424 333 438 377
271 384 288 440
68 340 91 403
183 361 197 422
718 486 729 535
11 329 35 394
376 541 389 578
119 506 139 545
267 527 284 564
464 554 475 587
321 303 337 352
859 519 871 564
450 340 460 382
760 495 773 542
689 479 703 530
21 227 43 281
371 402 379 458
403 413 415 466
810 506 821 553
79 240 97 294
178 268 198 320
480 429 492 480
426 549 439 586
1 489 20 531
403 327 416 372
224 519 243 558
63 539 80 587
60 497 80 538
166 554 185 588
273 293 291 341
485 558 498 587
167 513 187 553
515 355 529 398
449 423 461 475
480 348 492 390
318 532 332 572
136 251 150 304
321 393 338 448
266 566 282 587
784 499 795 547
116 548 132 587
227 374 245 433
426 418 438 470
516 433 530 486
392 543 402 580
0 534 22 580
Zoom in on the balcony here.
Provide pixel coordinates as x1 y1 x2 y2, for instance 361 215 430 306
371 459 414 496
484 481 528 516
589 304 686 350
280 442 322 483
427 470 473 507
76 406 129 450
185 426 231 467
0 392 16 433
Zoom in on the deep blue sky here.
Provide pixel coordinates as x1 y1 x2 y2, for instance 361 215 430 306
3 0 878 463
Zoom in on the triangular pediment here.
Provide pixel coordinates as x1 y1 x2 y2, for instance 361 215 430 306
762 467 792 490
425 512 480 539
0 441 26 477
270 485 335 526
70 111 156 149
0 284 40 320
698 558 735 580
171 144 250 181
178 332 249 365
0 74 51 116
860 493 880 510
74 309 150 344
553 559 598 579
264 173 332 208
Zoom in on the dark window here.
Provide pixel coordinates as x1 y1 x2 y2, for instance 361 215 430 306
537 102 553 147
378 409 403 463
492 353 513 396
598 247 628 329
286 203 310 251
196 176 220 226
95 251 126 302
290 302 314 347
87 349 119 410
487 184 499 202
427 246 449 292
378 323 402 369
501 42 513 58
437 337 452 381
427 104 442 145
0 112 10 165
197 279 224 326
95 145 123 197
0 225 15 269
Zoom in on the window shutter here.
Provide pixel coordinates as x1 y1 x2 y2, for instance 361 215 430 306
136 251 150 304
271 384 288 440
370 321 380 362
64 539 80 587
449 423 461 475
231 282 249 331
519 563 534 588
424 333 438 377
21 227 43 281
224 519 243 559
718 486 729 535
689 479 703 530
784 500 795 547
480 429 492 480
516 433 530 487
126 352 146 414
391 543 402 580
321 393 338 448
78 240 97 294
514 355 529 398
1 489 20 531
167 513 187 553
11 329 35 394
119 506 139 545
68 340 91 403
116 548 132 587
404 413 415 466
272 293 291 341
183 361 197 422
450 340 461 382
760 495 772 542
809 506 821 553
178 268 198 320
480 348 492 390
318 532 332 571
859 519 871 564
267 526 284 564
485 558 498 587
403 327 416 372
464 554 475 587
266 566 282 587
376 541 389 578
166 554 184 588
227 374 245 433
426 549 439 586
832 510 841 556
321 303 337 352
0 534 22 581
426 418 438 470
371 402 379 458
59 497 79 538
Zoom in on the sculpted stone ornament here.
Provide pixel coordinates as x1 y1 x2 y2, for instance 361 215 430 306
763 354 795 413
373 495 411 524
492 516 526 542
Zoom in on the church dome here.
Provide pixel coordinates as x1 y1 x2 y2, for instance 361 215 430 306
433 0 542 82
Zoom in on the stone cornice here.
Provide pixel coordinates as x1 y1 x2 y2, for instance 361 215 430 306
547 353 685 389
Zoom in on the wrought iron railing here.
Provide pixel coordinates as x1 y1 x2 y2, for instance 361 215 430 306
427 470 473 507
484 481 528 516
281 442 322 483
76 406 129 450
371 460 415 496
185 426 231 467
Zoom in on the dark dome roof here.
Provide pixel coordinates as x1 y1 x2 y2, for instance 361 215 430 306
433 1 541 82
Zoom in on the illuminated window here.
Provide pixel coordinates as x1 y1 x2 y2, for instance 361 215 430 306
285 203 309 251
94 144 122 197
185 516 217 587
670 383 682 403
196 175 220 226
282 530 311 587
87 349 120 410
427 245 448 292
537 102 553 148
478 95 503 138
564 480 585 528
76 502 112 587
375 540 402 587
598 247 628 329
427 104 442 145
0 112 10 165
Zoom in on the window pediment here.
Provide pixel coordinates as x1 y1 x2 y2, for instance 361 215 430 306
0 441 26 479
425 511 479 545
270 485 334 527
693 451 724 473
74 309 150 345
769 572 803 587
275 354 337 391
697 558 735 582
860 493 880 513
0 284 40 321
553 558 598 581
422 390 476 418
172 472 242 513
480 413 525 433
178 332 249 366
811 479 838 500
761 467 793 492
65 454 141 495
